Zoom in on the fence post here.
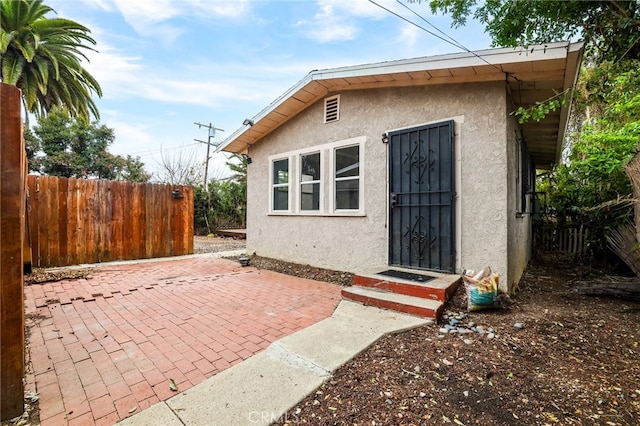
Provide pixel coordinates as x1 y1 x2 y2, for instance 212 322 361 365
1 83 26 420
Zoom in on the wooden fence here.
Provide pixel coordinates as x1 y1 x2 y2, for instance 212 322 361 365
534 224 589 255
1 83 26 420
26 176 194 268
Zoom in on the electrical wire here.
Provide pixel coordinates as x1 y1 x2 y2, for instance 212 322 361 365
368 0 519 81
367 0 463 50
394 0 466 51
119 142 201 158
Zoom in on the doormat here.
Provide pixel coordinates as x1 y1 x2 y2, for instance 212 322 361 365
378 270 436 283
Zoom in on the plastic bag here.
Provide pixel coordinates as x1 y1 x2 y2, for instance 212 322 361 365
463 267 502 312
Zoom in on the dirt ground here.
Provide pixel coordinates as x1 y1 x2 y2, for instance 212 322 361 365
9 239 640 425
212 239 640 425
193 235 247 254
273 256 640 426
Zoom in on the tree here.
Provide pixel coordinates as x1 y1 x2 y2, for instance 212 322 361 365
29 105 150 182
226 153 248 184
154 147 204 186
0 0 102 120
538 61 640 255
116 155 152 183
193 179 247 235
423 0 640 262
189 154 248 235
426 0 640 62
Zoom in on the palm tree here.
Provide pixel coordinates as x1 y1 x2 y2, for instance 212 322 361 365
0 0 102 120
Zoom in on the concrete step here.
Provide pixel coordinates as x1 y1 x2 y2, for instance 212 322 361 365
341 286 445 319
354 270 460 302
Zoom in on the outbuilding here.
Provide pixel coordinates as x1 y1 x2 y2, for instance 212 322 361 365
218 41 583 293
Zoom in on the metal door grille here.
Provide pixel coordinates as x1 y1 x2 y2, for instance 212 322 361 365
388 120 455 272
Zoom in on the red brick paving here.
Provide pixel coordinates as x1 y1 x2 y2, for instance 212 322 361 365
24 257 342 425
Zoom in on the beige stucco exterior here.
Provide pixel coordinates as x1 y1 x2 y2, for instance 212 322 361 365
245 81 527 291
506 101 533 293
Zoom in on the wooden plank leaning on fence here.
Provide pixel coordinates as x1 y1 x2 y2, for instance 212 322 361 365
1 83 26 420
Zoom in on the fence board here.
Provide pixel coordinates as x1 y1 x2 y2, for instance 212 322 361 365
98 179 110 262
57 177 69 266
67 178 78 265
186 186 194 253
145 183 153 258
534 225 589 255
37 176 49 266
1 82 26 420
131 183 143 259
48 177 60 266
119 181 135 258
26 176 193 267
84 179 96 264
75 179 87 265
27 176 39 267
114 183 120 257
153 187 167 257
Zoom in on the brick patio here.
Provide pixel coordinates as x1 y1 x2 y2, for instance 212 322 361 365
24 256 343 425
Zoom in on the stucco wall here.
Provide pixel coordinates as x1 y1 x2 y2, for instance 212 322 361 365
506 109 532 293
246 82 515 281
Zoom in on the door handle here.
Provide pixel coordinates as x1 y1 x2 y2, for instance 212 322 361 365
390 193 397 208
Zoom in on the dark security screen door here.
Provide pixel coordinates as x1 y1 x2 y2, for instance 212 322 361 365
388 120 455 272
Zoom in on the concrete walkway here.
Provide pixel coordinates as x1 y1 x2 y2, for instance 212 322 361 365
118 300 430 425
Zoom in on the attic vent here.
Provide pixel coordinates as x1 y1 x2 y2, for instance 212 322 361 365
324 95 340 123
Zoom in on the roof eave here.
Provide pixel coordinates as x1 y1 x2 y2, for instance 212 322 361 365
217 41 585 156
554 41 585 166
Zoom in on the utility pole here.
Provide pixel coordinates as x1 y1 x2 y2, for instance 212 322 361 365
194 122 224 189
194 122 224 235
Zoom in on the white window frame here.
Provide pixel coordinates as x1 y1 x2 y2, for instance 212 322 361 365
268 136 365 216
515 133 533 216
299 150 323 213
270 157 291 213
331 143 363 213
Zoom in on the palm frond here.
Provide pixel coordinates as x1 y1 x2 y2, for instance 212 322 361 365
1 50 25 84
0 0 101 120
0 30 15 53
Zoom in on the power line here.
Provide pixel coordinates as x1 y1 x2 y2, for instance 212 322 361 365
368 0 462 49
368 0 518 81
119 142 201 158
395 0 466 50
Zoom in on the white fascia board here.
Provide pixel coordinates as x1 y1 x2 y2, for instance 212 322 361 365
310 41 575 80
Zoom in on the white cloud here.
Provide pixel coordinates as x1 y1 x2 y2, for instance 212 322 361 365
109 0 250 44
397 22 422 48
323 0 393 19
108 118 155 149
186 0 251 18
84 47 289 108
297 0 404 43
81 0 113 12
297 2 359 43
113 0 179 27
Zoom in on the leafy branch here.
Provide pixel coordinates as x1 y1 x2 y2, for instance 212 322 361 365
511 89 570 124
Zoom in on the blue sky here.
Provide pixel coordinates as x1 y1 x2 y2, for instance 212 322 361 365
45 0 491 180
